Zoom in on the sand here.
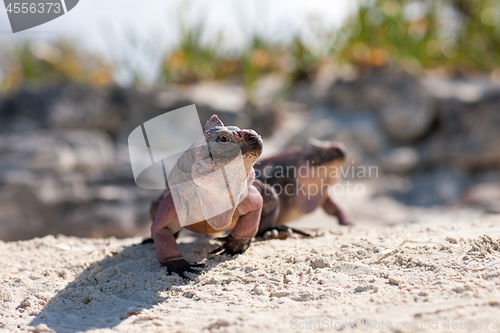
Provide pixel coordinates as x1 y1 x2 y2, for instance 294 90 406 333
1 205 500 333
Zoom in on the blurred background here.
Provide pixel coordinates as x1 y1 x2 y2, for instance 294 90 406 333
1 0 500 241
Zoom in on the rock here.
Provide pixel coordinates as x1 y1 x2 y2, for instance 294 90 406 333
310 257 330 269
0 83 262 141
32 323 54 333
324 69 397 111
445 237 458 244
49 86 119 134
0 130 114 173
325 67 436 143
1 73 500 239
427 92 500 170
206 319 230 330
170 82 289 137
57 131 114 171
390 169 463 206
325 67 416 108
0 129 153 241
289 80 321 105
68 202 149 238
252 284 265 295
0 171 151 241
181 82 246 112
422 76 498 103
0 133 74 173
434 173 462 203
462 182 500 213
351 118 386 154
175 83 247 130
0 179 151 241
0 86 59 132
252 74 287 108
270 291 289 298
388 277 401 286
380 147 419 174
0 182 54 241
354 284 377 293
244 104 281 138
376 74 435 143
380 92 434 143
0 85 138 138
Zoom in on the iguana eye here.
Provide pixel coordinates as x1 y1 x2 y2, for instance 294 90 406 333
219 135 229 143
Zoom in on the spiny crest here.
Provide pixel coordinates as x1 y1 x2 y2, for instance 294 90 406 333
304 137 324 151
203 115 224 133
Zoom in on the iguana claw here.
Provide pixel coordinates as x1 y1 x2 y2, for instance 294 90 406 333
162 259 204 280
263 225 312 240
210 235 252 256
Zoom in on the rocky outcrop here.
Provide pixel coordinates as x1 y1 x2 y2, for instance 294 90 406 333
280 67 500 207
427 92 500 171
0 129 153 241
0 82 280 240
1 71 499 240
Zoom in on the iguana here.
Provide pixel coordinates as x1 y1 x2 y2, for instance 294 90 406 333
255 138 351 238
148 115 267 279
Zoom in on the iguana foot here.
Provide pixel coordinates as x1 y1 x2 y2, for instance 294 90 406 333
338 216 354 226
210 235 252 256
140 238 154 244
162 259 205 280
140 231 180 245
262 225 312 240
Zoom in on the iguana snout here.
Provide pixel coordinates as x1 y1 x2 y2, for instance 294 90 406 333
237 129 263 157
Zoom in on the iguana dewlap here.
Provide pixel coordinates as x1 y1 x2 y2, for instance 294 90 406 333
254 138 351 237
149 115 264 279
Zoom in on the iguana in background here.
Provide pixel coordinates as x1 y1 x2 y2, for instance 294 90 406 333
255 138 352 238
149 115 269 279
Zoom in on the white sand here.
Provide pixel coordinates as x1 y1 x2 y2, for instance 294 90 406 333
1 207 500 333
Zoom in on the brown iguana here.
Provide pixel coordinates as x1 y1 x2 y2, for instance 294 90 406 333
254 138 351 238
148 115 268 279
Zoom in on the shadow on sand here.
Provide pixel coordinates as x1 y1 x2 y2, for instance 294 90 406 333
30 238 214 332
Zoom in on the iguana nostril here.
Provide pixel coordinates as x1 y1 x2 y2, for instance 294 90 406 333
335 147 346 159
249 134 263 147
237 130 263 152
242 131 258 142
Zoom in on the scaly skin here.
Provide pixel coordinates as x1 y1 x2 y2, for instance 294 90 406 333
254 138 352 238
149 115 270 279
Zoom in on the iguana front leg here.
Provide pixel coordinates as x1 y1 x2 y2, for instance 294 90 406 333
211 185 263 255
253 179 280 236
322 194 352 225
151 194 204 279
252 179 311 239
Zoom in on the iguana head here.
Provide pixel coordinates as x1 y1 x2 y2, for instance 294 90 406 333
203 115 263 174
301 138 346 165
190 115 262 229
170 115 263 230
292 138 347 212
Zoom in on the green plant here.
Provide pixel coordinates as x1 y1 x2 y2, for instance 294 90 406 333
2 1 499 94
0 40 112 92
161 19 223 83
338 0 500 73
